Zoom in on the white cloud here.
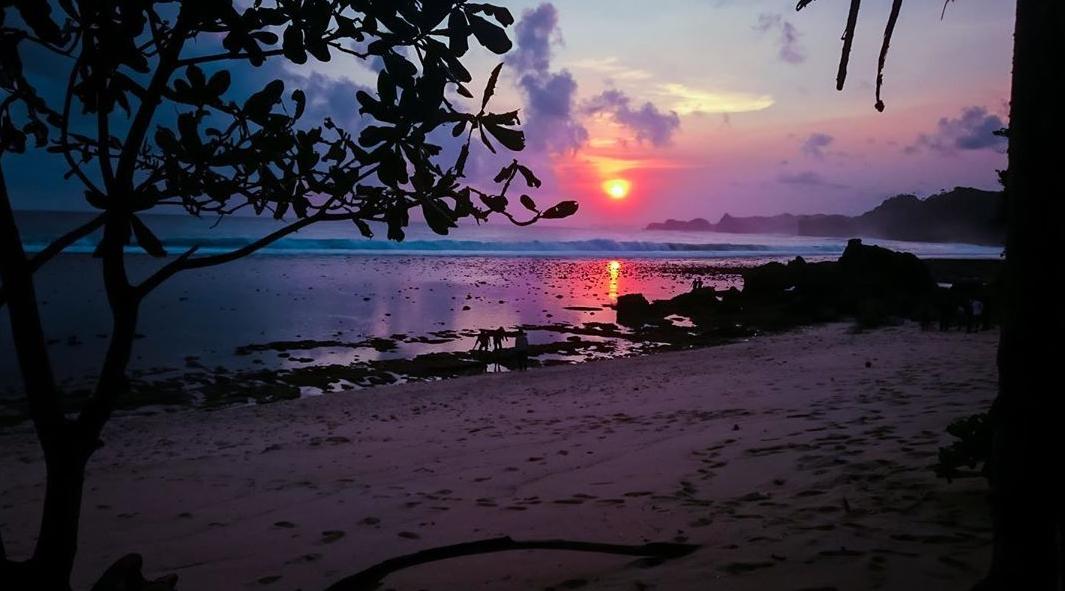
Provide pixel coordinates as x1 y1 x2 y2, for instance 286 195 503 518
565 57 653 81
657 83 774 115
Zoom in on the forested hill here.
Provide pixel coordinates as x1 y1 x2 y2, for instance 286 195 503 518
646 187 1004 245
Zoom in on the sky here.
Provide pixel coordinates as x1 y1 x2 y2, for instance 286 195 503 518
6 0 1015 228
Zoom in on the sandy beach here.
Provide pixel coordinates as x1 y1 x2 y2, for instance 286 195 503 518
0 322 997 590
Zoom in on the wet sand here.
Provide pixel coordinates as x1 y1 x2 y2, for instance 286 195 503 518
0 322 996 590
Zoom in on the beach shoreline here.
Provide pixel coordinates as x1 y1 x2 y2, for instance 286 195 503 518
0 322 997 590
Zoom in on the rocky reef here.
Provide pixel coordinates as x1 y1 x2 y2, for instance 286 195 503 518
616 239 998 334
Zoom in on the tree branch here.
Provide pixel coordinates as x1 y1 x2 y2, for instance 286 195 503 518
323 537 699 591
115 18 190 190
874 0 904 112
0 213 107 308
176 48 287 68
836 0 862 91
135 212 359 297
28 214 106 272
60 52 104 196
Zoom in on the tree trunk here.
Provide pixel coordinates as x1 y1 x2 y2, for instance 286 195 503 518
0 164 82 591
32 446 89 591
1 169 142 589
985 1 1065 589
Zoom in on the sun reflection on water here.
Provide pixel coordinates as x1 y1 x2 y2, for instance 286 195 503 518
608 260 622 302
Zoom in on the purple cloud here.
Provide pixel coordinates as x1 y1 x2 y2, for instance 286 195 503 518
777 170 848 189
510 4 588 154
583 89 681 147
755 14 806 65
510 3 679 152
801 132 834 159
906 106 1008 155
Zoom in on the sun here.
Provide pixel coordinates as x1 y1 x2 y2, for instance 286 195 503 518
602 178 631 200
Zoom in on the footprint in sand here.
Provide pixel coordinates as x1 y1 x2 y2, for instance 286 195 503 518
285 553 322 565
320 530 345 543
720 561 776 574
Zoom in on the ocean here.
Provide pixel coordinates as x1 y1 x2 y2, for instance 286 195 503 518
1 210 1000 397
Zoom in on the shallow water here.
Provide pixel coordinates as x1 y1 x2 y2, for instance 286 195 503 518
1 255 751 393
2 216 1001 396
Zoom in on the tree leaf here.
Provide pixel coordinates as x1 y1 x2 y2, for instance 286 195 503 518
283 25 307 64
483 122 524 151
454 143 470 175
292 89 306 120
481 62 503 111
129 215 167 257
422 200 457 235
493 163 514 183
467 14 512 55
541 201 579 219
479 193 508 213
448 9 470 56
516 164 541 188
208 70 232 97
354 218 374 238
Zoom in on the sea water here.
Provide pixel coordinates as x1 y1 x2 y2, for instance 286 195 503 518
1 211 1000 394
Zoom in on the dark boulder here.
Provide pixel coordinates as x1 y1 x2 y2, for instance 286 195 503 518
837 238 935 314
654 287 718 318
616 293 655 326
741 261 796 300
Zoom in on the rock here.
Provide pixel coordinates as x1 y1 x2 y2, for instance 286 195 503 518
741 261 796 300
616 293 654 326
641 287 720 325
837 238 935 314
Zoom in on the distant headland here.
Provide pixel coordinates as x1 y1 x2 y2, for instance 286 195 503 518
646 187 1004 246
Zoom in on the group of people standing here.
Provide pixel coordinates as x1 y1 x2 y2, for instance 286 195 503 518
473 327 530 370
934 297 989 333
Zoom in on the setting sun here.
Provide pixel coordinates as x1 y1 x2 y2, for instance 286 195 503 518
602 178 632 200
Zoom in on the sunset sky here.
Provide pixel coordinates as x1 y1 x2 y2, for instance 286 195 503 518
475 0 1015 224
8 0 1015 227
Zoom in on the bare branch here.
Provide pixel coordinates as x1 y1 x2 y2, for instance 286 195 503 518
135 212 359 297
324 537 699 591
836 0 862 91
874 0 905 112
115 18 190 190
176 48 287 68
28 214 105 273
941 0 956 20
0 212 104 311
59 52 104 196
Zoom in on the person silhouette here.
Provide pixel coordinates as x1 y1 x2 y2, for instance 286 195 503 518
971 299 984 332
514 329 530 371
473 330 491 351
492 327 508 351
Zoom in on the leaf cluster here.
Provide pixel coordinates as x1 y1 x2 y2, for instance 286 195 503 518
0 0 578 265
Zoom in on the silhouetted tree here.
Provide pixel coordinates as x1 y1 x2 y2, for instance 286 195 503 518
0 1 579 588
800 0 1065 588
